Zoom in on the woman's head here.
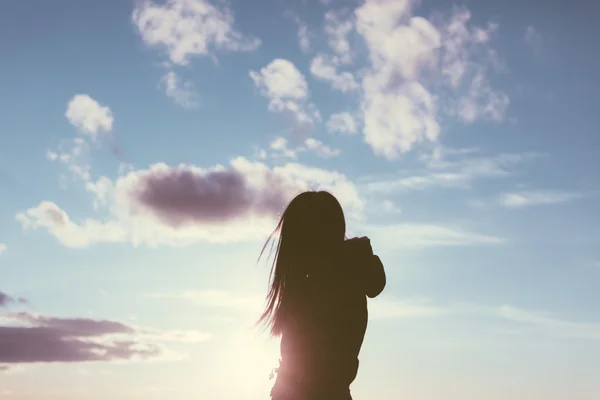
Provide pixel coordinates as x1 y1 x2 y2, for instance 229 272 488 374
257 190 346 336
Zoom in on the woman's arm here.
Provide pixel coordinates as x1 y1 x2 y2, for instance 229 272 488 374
365 255 386 298
343 237 386 298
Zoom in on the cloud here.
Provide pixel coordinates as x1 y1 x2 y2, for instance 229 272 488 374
0 292 12 307
250 59 320 125
159 290 442 321
0 292 27 308
0 293 209 365
498 305 600 340
122 162 296 228
353 2 508 159
295 20 311 53
454 70 509 123
148 290 263 313
0 244 5 256
304 138 341 158
524 25 542 56
382 199 401 213
363 223 504 248
17 157 362 248
132 0 260 66
366 152 540 193
309 54 359 92
326 112 358 134
269 137 298 159
0 312 156 364
500 190 584 208
65 94 113 138
16 201 129 248
47 137 92 182
268 137 340 159
324 10 354 64
369 296 444 319
161 71 198 108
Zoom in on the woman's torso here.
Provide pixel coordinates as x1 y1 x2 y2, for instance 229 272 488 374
272 253 370 399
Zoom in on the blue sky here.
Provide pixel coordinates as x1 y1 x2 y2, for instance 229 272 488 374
1 0 599 399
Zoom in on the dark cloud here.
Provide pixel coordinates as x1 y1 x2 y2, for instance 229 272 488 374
0 292 12 307
0 292 31 308
0 312 159 364
0 292 25 308
127 165 294 228
0 306 161 364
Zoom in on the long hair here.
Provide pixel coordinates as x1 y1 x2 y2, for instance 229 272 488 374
257 191 346 337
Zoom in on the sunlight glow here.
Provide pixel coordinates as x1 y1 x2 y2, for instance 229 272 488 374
224 327 281 397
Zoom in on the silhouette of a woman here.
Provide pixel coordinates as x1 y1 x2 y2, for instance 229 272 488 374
258 191 386 400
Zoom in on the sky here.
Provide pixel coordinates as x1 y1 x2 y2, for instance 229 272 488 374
1 0 600 398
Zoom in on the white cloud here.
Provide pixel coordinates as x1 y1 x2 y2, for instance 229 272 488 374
500 190 584 208
250 59 319 125
366 152 540 193
161 71 198 108
0 243 6 256
269 136 297 159
65 94 113 138
326 112 358 134
251 59 308 100
17 157 362 248
131 0 260 66
16 201 128 249
455 70 509 122
304 138 341 158
361 82 440 159
267 136 340 160
353 1 509 159
47 137 92 182
310 54 359 92
324 10 354 64
362 222 504 248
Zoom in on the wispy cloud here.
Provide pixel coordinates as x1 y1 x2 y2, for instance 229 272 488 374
267 136 341 159
310 54 359 93
0 244 6 256
371 299 600 341
365 151 540 194
326 112 358 134
524 25 543 57
369 296 444 319
500 190 584 208
148 290 264 313
132 0 260 66
498 305 600 340
362 223 504 248
161 71 198 108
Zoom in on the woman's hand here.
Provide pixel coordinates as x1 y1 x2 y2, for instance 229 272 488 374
344 237 386 298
